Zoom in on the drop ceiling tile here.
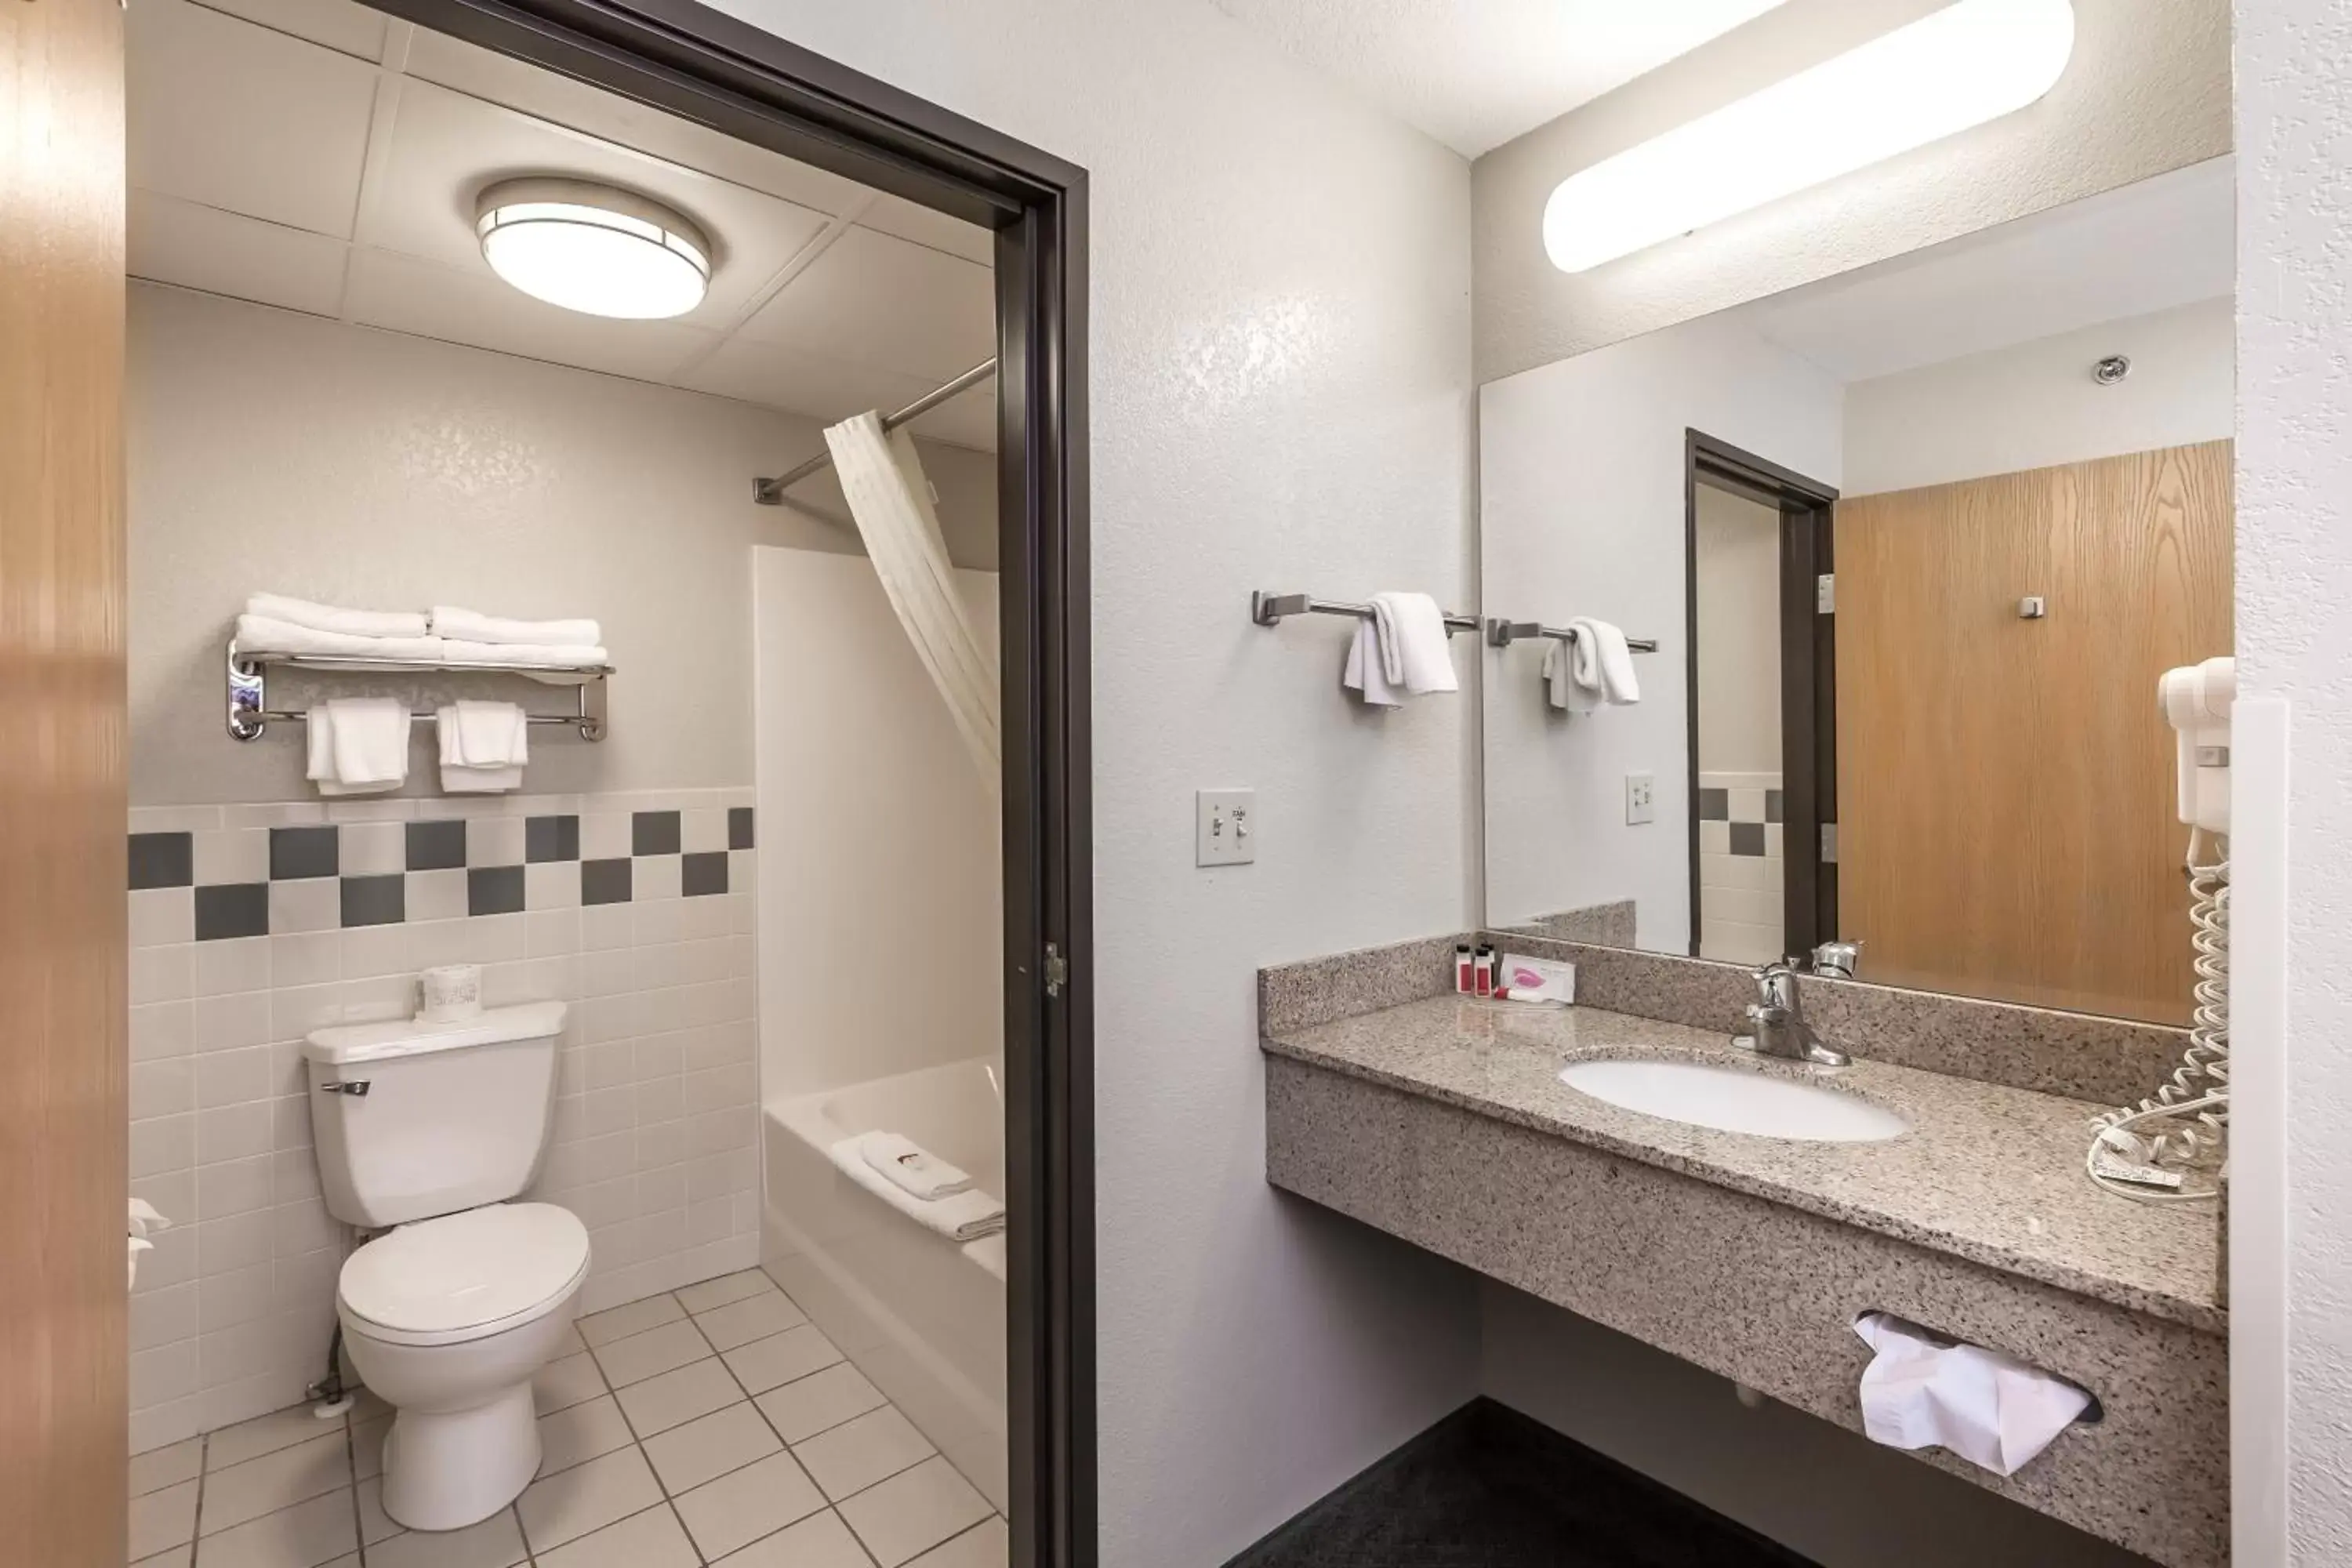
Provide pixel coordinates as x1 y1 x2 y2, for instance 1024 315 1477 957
859 193 996 266
357 81 833 330
186 0 389 62
129 0 379 238
736 226 995 382
401 30 872 218
676 337 939 425
900 382 998 452
343 246 718 387
129 189 351 318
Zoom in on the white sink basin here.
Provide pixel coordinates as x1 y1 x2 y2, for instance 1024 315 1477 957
1557 1058 1908 1143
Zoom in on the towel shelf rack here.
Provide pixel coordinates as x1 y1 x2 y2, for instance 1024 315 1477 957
1485 618 1661 653
1251 590 1479 637
226 642 612 742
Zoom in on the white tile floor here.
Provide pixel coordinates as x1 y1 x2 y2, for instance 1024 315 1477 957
129 1267 1005 1568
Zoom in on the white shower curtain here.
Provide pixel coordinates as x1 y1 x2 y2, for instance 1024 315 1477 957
822 411 1001 797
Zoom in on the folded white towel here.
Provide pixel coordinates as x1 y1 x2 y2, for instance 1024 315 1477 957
1544 619 1639 712
436 701 528 794
238 614 448 665
249 593 430 641
855 1131 975 1200
829 1135 1005 1242
440 638 610 670
1341 620 1404 708
307 698 412 797
432 606 603 648
1372 592 1459 695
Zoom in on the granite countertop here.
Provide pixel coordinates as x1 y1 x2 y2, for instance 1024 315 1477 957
1262 995 2223 1334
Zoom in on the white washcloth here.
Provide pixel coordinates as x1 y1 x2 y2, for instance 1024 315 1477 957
306 698 412 796
1341 620 1404 708
238 614 447 665
1853 1312 2092 1477
855 1131 975 1200
1543 619 1640 712
249 594 430 641
829 1135 1005 1241
440 639 610 670
431 606 603 648
437 701 527 794
1372 591 1458 695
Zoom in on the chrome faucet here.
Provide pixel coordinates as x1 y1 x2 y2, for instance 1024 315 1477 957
1734 961 1849 1067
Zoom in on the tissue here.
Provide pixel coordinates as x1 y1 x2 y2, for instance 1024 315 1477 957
1853 1312 2091 1477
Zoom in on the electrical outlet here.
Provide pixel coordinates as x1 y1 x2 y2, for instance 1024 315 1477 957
1625 772 1656 826
1196 789 1257 866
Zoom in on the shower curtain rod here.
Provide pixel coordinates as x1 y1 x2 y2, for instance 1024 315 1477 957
753 358 1000 505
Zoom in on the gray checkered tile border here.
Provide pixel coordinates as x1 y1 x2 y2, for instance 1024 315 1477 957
129 802 755 939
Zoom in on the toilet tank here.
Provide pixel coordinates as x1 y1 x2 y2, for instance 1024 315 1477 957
303 1001 568 1228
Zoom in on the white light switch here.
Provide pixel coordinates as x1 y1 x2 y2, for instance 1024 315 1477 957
1625 772 1656 826
1196 789 1256 866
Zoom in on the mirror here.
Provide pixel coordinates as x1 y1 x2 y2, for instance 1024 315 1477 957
1479 158 2234 1027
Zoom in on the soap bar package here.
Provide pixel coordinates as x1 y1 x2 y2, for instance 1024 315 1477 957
1497 953 1575 1005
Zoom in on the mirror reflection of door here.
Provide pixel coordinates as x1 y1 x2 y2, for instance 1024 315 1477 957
1692 481 1786 965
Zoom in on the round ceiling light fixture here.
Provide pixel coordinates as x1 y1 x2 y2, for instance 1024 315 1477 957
475 177 712 320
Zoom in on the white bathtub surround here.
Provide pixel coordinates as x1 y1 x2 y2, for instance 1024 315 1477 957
766 1060 1010 1513
124 785 760 1453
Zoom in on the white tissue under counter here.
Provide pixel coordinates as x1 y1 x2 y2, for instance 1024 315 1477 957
1260 995 2226 1568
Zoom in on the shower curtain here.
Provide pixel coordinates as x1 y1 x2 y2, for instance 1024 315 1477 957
822 412 1001 797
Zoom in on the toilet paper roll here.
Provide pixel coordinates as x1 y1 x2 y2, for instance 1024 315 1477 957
419 964 483 1022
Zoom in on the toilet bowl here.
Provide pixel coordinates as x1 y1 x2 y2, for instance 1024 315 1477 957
338 1202 592 1531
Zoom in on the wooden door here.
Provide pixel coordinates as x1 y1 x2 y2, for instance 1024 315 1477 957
2 0 129 1556
1835 441 2232 1024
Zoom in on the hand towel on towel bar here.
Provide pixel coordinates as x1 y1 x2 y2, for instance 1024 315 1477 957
237 614 447 665
1544 618 1641 712
437 700 528 793
854 1131 976 1200
248 593 430 641
828 1136 1006 1241
1342 591 1457 705
306 698 412 796
430 606 603 648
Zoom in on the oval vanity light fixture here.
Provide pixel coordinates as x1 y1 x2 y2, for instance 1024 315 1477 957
475 177 712 319
1542 0 2075 274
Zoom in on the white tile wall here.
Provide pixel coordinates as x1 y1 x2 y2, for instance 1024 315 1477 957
1698 769 1785 966
127 787 763 1455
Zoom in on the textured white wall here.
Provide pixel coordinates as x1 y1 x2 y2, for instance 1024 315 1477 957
1472 0 2232 383
1843 296 2235 495
698 2 1483 1561
1479 309 1839 940
2234 0 2351 1559
127 284 996 805
1693 485 1784 775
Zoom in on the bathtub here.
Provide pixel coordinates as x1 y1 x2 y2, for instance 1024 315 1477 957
762 1058 1007 1512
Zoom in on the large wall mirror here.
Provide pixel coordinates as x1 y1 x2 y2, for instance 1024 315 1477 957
1479 157 2233 1027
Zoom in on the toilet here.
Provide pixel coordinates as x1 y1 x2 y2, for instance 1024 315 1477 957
304 1000 589 1532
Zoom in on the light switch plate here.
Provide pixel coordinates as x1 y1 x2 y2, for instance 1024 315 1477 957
1625 772 1656 826
1196 789 1256 866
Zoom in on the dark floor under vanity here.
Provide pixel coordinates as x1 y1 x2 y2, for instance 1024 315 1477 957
1226 1400 1816 1568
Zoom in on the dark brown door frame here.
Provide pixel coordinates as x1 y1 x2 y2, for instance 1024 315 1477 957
1683 430 1838 962
350 1 1095 1559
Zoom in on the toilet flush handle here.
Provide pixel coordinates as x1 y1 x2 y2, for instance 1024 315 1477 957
318 1080 372 1097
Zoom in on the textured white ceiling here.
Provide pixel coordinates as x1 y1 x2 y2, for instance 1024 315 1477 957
1208 0 1790 157
126 0 999 448
1740 155 2234 382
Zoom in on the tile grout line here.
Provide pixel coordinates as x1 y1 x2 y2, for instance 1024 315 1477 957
339 1407 365 1567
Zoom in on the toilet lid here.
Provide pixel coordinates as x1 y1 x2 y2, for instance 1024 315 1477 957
339 1203 590 1339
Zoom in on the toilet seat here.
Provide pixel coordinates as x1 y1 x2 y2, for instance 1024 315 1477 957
339 1202 590 1348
